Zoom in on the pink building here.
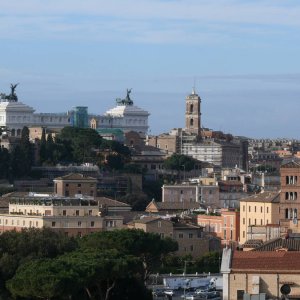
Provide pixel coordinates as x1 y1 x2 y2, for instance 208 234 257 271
197 208 240 246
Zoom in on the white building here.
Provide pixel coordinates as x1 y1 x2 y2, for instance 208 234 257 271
0 99 70 137
90 90 150 136
0 87 149 138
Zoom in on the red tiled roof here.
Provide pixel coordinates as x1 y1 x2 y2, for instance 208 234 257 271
232 251 300 272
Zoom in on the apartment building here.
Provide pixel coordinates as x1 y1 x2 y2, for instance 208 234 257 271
162 182 219 207
53 173 97 197
239 191 280 244
0 194 123 236
127 217 209 258
197 208 240 246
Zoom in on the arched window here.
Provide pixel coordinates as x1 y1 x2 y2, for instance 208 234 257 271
11 129 15 136
294 209 298 219
190 104 193 113
285 208 289 219
17 129 21 136
190 118 194 126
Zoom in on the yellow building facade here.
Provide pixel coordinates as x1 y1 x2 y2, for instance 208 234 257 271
239 192 280 244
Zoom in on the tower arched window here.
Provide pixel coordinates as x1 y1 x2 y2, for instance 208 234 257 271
285 208 289 219
190 119 194 127
190 104 193 113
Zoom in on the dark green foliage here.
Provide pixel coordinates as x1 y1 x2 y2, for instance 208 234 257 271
195 251 221 273
163 153 196 171
106 153 124 170
0 228 177 300
39 127 47 163
110 278 152 300
120 193 150 211
9 126 34 179
161 252 221 274
143 179 163 201
0 147 10 179
7 249 142 300
80 229 178 282
0 228 77 282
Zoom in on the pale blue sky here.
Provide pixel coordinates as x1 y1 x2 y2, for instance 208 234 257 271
0 0 300 138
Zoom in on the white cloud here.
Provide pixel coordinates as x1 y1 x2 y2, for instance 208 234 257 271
0 0 300 44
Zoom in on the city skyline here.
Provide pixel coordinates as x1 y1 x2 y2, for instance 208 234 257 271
0 0 300 139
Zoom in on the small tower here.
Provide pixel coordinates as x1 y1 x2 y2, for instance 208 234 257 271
185 88 201 136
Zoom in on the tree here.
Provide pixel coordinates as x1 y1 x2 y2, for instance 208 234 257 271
0 228 78 283
7 249 143 300
46 133 55 163
163 154 196 172
20 126 33 174
39 128 47 164
10 127 34 178
80 229 178 282
106 154 124 170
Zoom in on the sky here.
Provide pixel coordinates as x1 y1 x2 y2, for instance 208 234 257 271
0 0 300 139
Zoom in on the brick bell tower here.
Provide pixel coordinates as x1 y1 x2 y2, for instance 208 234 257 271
185 88 201 136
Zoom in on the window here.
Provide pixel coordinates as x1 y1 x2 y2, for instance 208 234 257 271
78 221 82 227
224 230 226 239
106 220 116 228
190 245 194 251
88 210 92 216
158 221 161 228
249 218 251 225
243 205 245 212
160 233 165 238
76 210 79 216
77 184 81 187
91 221 95 227
243 218 245 225
249 206 251 212
63 210 66 216
52 222 56 227
254 206 256 212
65 191 69 197
188 233 193 239
267 207 269 213
261 207 263 213
179 233 183 238
243 231 245 238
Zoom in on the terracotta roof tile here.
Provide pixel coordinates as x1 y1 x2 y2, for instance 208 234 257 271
232 251 300 271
